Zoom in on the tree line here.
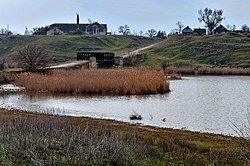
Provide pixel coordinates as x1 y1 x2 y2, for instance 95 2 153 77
173 8 249 35
2 8 249 37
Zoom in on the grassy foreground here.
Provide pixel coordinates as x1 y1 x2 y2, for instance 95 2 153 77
16 68 169 95
0 109 249 165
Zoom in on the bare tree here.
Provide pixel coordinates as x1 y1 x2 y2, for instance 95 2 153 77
161 60 169 72
32 26 50 35
0 28 13 35
118 25 131 35
15 44 52 72
242 24 250 32
139 30 144 36
176 21 184 34
198 8 224 35
132 30 138 36
146 29 157 38
226 24 232 31
156 31 166 39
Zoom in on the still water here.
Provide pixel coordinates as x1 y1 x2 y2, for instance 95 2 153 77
1 76 249 136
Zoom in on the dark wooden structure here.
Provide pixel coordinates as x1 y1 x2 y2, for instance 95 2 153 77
77 52 115 67
193 28 206 36
213 25 228 34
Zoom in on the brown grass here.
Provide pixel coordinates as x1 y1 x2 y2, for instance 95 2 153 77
166 67 250 75
16 68 169 95
0 108 248 165
197 67 250 75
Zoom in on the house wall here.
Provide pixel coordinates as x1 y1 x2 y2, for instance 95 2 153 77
47 28 64 36
85 27 107 35
47 23 107 36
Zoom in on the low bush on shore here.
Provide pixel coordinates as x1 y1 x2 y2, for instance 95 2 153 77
16 68 169 95
0 72 15 85
0 109 249 165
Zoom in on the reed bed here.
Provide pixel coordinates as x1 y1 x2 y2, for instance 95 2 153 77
16 68 169 95
197 67 250 75
166 67 250 76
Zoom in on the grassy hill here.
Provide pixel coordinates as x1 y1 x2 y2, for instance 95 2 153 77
0 34 159 63
139 32 250 68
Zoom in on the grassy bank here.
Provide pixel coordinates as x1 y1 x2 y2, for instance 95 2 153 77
139 32 250 68
0 35 159 63
16 68 169 95
0 108 249 165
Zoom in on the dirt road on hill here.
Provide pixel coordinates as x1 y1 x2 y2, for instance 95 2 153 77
122 40 165 58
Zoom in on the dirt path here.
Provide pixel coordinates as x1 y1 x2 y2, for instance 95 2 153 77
46 61 88 69
122 40 164 58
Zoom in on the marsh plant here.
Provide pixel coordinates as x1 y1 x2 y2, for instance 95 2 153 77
16 68 169 95
166 67 250 75
0 115 153 165
231 110 250 164
0 109 249 165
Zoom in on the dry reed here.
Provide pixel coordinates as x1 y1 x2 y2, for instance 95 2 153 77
166 67 250 76
0 109 248 165
16 68 169 95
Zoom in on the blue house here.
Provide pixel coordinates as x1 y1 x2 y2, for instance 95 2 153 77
182 26 193 35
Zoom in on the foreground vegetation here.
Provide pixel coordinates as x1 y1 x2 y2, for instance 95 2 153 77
139 32 250 68
16 68 169 95
0 108 249 165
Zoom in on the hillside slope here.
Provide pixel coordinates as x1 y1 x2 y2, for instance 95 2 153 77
140 32 250 68
0 35 160 63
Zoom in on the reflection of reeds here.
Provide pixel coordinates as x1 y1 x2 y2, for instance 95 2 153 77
16 68 169 95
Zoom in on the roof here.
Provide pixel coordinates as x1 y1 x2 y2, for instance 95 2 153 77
182 26 193 33
48 22 107 33
214 24 228 33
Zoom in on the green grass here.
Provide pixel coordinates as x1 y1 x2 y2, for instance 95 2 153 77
0 34 159 63
140 32 250 68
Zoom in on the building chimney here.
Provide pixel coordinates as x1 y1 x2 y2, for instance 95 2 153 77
76 13 79 25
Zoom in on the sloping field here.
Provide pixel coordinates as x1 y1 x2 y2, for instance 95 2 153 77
140 32 250 68
0 34 159 63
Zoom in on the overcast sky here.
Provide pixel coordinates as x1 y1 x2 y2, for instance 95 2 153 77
0 0 249 34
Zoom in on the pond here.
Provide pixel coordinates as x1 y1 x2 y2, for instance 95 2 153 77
1 76 250 136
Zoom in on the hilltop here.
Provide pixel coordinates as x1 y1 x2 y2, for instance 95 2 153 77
139 32 250 68
1 33 250 68
0 34 160 63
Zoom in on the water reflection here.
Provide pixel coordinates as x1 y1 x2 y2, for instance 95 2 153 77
0 76 249 136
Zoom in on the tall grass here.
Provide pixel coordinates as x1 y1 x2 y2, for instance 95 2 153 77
0 113 155 165
0 109 248 165
197 67 250 75
16 68 169 95
166 67 250 75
